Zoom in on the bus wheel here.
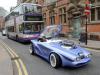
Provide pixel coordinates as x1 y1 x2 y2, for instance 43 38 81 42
16 35 19 41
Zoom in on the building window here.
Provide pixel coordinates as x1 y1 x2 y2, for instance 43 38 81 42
43 13 46 25
7 26 14 32
90 0 95 4
59 7 66 24
49 11 55 24
97 0 100 2
59 8 62 23
90 6 100 21
91 8 95 21
97 7 100 20
19 24 24 33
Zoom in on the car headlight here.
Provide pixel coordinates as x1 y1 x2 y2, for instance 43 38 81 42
75 57 81 61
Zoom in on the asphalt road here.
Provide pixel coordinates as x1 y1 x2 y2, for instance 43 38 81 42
1 36 100 75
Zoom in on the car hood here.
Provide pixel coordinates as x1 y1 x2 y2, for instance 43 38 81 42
43 40 89 56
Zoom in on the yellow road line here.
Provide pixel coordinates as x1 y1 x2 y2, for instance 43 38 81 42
15 60 23 75
0 40 23 75
4 44 28 75
1 41 19 57
7 45 28 75
4 44 15 58
0 40 28 75
0 40 14 58
19 59 28 75
10 49 28 75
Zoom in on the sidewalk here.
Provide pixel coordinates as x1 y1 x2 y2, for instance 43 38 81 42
80 40 100 50
67 38 100 50
0 42 13 75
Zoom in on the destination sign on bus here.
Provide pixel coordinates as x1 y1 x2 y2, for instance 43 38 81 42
26 16 42 21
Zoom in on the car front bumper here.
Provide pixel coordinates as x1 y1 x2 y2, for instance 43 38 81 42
62 58 91 67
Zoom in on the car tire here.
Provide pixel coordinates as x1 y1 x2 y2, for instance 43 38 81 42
49 53 61 68
29 43 35 55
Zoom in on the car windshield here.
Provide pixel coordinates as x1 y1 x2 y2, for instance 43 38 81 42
60 40 74 47
40 25 62 38
60 40 77 49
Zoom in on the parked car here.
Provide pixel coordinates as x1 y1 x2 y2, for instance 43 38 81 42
2 28 7 36
29 25 91 68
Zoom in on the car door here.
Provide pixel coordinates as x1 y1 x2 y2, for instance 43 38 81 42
38 43 51 59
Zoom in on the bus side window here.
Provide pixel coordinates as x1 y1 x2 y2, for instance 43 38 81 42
8 26 14 32
19 24 24 33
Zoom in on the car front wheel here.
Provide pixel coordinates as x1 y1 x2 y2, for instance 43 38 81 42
49 53 61 68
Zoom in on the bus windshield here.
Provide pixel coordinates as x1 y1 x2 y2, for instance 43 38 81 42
23 23 42 34
23 4 42 13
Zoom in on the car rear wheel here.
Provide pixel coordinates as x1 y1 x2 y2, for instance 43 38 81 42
29 43 35 55
50 53 61 68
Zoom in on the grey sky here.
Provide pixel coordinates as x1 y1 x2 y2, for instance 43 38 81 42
0 0 17 11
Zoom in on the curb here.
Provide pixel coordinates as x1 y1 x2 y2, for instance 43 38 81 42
67 38 100 50
81 45 100 50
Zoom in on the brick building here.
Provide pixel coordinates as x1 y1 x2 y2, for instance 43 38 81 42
42 0 71 34
17 0 100 39
87 0 100 40
0 7 7 31
0 16 5 31
88 0 100 32
39 0 100 39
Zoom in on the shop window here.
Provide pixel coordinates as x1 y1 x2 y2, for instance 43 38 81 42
49 11 55 24
97 7 100 20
